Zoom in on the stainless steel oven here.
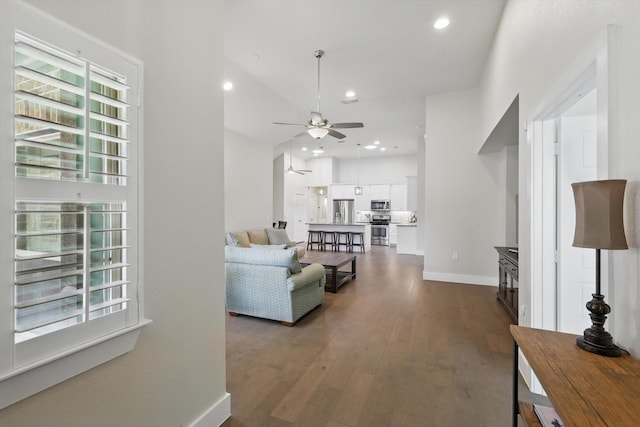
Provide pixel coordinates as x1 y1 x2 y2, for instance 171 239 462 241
370 214 390 246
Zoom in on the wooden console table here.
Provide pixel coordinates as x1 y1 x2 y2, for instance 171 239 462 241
511 325 640 426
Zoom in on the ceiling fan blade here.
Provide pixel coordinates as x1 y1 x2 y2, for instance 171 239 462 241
273 121 306 126
294 170 305 175
330 122 364 129
310 111 324 126
297 169 312 173
327 129 347 139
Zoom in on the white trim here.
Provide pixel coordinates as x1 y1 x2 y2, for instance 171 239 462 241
422 271 497 287
0 319 151 410
188 392 231 427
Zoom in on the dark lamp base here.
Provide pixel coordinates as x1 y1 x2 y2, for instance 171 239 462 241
577 335 621 357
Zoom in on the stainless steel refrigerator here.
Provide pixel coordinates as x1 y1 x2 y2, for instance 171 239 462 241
332 199 354 224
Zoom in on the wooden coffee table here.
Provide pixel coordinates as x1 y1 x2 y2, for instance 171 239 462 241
299 252 356 293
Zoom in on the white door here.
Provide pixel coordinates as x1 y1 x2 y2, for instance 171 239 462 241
293 193 307 243
557 114 597 334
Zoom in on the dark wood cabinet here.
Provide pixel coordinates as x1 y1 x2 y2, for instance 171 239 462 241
495 247 518 323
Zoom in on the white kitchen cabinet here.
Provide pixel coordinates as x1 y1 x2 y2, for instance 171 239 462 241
331 184 354 200
396 225 417 254
389 223 398 246
390 184 407 211
305 157 334 187
369 184 390 200
354 190 369 211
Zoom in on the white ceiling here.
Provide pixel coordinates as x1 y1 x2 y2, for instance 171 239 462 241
224 0 506 160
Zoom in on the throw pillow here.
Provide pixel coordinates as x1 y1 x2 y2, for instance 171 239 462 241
250 243 287 250
229 231 250 248
266 228 293 247
247 228 269 245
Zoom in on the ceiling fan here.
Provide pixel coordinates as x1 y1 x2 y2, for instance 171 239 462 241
273 50 364 140
286 140 312 175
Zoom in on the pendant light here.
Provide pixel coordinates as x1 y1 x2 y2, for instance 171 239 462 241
355 143 363 195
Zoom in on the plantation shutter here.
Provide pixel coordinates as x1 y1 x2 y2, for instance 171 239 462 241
13 33 132 343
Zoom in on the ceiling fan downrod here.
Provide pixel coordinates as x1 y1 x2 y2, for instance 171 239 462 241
314 50 324 113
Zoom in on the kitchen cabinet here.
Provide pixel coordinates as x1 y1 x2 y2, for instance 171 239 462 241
305 157 335 187
390 184 407 210
369 184 390 200
354 191 369 211
396 225 417 254
331 184 355 200
388 223 398 246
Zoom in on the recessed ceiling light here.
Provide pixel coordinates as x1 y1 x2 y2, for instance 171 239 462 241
374 140 380 145
434 17 450 30
380 147 387 152
223 81 233 91
345 90 356 98
301 147 307 151
364 145 377 150
312 148 324 154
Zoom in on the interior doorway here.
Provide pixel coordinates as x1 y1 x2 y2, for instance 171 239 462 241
530 61 601 334
556 91 597 334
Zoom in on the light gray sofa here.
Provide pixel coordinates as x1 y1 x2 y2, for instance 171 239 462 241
225 227 305 258
224 246 325 326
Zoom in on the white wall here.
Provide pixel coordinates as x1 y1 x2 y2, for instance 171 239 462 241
480 0 640 354
225 129 274 231
424 89 503 286
280 152 307 226
0 1 229 425
335 155 417 184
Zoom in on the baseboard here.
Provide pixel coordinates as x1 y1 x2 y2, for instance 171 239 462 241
422 271 497 287
189 392 231 427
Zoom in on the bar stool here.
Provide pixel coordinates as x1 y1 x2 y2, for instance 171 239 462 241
335 231 351 252
322 231 337 251
350 231 365 253
307 230 323 251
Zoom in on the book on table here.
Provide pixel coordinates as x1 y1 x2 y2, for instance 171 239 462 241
533 404 564 427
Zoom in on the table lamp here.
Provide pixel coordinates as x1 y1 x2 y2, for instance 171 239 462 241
572 179 627 357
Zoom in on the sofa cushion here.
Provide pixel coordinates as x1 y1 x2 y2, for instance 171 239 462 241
225 246 302 274
266 228 294 246
247 228 269 245
250 243 287 250
227 231 251 248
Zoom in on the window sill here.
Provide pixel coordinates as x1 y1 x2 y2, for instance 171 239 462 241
0 318 152 410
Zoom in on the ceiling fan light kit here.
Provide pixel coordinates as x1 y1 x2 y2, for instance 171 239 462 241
308 127 329 139
273 49 364 140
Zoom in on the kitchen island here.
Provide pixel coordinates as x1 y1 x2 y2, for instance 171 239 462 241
306 223 371 252
396 224 417 255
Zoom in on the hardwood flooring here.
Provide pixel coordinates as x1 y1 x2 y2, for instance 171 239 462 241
223 246 515 427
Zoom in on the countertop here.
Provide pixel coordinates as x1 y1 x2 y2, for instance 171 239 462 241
306 222 370 226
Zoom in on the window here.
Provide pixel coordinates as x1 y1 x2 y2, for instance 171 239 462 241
0 3 145 409
14 34 133 344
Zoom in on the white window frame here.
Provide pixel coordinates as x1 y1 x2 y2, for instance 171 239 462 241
0 1 149 409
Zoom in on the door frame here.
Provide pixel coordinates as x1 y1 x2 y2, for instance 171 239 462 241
525 25 618 393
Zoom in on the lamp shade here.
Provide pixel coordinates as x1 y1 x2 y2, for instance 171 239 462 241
572 179 628 249
308 127 329 139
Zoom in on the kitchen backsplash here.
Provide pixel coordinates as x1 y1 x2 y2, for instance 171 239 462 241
355 210 416 224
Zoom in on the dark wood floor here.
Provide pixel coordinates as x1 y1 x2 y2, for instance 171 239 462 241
223 246 516 427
